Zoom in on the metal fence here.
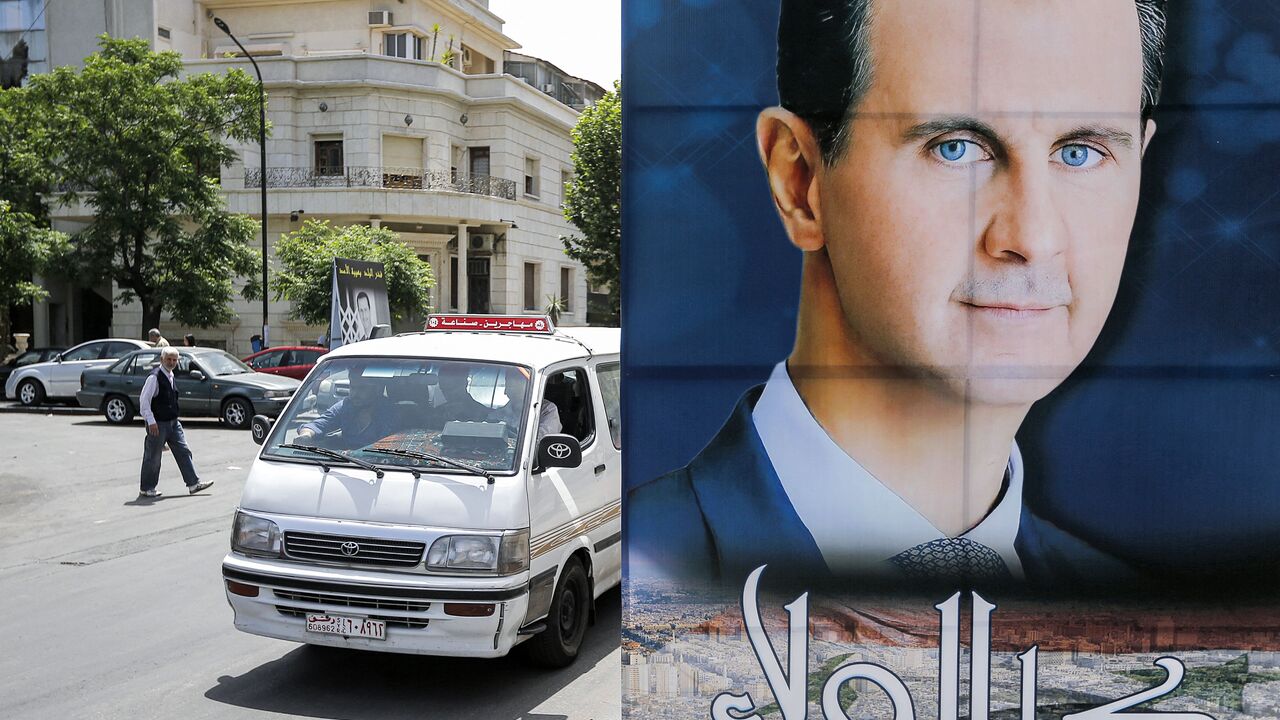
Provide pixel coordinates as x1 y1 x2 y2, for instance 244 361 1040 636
243 166 518 200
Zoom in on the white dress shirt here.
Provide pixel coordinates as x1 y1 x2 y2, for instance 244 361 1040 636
752 362 1025 578
139 366 176 427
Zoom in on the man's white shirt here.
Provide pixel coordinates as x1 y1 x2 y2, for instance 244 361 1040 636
139 366 176 427
752 361 1025 578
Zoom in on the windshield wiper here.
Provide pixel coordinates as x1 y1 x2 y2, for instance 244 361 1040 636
278 443 384 478
360 447 495 485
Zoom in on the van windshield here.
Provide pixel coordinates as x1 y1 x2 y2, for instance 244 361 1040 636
263 358 533 474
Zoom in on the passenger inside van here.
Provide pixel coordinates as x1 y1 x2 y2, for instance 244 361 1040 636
296 369 400 448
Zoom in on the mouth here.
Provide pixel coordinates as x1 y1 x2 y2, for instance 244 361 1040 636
959 301 1064 319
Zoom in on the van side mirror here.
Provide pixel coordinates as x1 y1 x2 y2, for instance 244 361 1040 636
536 433 582 471
251 414 274 445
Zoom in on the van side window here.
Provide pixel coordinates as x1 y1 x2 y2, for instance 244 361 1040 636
543 368 594 444
596 362 620 450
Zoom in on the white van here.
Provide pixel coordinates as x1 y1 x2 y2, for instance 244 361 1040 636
223 316 620 666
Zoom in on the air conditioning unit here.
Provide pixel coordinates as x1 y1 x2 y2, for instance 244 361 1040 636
542 83 556 93
468 233 496 253
461 47 472 65
368 11 393 27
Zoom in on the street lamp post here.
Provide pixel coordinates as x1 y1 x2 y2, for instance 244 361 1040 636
213 17 270 349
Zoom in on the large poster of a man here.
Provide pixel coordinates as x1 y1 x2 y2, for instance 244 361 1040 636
330 258 391 349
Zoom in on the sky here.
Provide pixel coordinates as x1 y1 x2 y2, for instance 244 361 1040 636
487 0 621 89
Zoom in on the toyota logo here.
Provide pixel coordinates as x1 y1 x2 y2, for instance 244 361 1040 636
547 442 573 460
340 541 360 556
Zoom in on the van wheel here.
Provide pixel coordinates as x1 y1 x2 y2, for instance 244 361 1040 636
17 379 45 407
104 395 134 424
222 398 252 429
525 558 589 668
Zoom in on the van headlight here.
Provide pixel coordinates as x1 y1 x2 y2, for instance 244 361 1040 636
426 529 529 575
232 511 282 557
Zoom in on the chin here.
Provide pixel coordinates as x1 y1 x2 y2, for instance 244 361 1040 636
958 375 1067 408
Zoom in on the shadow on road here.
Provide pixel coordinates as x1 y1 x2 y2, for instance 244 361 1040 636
71 418 244 431
204 588 620 720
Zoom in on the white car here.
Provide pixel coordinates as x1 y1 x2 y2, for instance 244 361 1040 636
224 315 621 666
5 338 152 406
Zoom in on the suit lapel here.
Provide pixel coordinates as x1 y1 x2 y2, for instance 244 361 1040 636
686 387 831 585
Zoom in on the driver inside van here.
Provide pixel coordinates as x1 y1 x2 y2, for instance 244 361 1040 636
296 368 399 449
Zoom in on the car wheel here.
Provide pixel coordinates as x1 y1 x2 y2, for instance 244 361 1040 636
17 379 45 407
104 395 134 424
222 397 252 429
525 558 590 668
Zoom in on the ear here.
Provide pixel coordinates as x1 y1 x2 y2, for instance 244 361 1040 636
756 107 826 252
1140 118 1156 157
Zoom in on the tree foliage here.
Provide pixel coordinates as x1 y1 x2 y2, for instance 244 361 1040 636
24 36 263 330
272 220 435 327
0 85 51 220
0 201 69 349
562 81 621 324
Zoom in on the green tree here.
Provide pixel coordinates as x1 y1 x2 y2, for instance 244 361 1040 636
0 201 69 350
26 36 263 331
561 81 621 325
0 85 51 220
272 220 434 326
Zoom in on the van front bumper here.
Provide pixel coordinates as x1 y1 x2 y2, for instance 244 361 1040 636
222 554 530 658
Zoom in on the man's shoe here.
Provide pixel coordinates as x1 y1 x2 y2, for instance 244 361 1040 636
139 489 163 498
188 480 214 495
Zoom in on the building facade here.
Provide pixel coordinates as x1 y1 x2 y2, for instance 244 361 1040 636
35 0 604 352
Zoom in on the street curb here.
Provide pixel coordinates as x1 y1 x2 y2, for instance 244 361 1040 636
0 403 97 415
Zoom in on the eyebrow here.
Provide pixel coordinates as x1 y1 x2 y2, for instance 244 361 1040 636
901 116 1136 153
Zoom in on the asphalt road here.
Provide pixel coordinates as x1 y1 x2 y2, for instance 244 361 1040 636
0 406 621 720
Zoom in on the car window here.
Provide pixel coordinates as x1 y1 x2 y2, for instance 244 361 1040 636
596 362 621 450
102 342 140 359
253 350 283 369
277 350 296 367
301 350 325 364
199 351 252 376
12 351 40 367
130 351 161 375
62 342 105 362
107 355 133 374
543 368 595 444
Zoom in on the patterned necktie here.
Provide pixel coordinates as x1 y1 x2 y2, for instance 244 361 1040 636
890 537 1012 582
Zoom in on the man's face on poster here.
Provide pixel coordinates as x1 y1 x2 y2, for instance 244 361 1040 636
356 294 372 331
814 0 1153 405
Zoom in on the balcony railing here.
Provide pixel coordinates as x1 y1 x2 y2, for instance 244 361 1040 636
243 166 518 200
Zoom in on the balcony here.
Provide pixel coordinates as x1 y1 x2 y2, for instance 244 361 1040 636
243 166 517 201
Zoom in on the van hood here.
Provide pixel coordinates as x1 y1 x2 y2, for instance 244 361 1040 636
239 457 529 531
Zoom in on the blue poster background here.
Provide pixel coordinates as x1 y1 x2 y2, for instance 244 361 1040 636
622 0 1280 578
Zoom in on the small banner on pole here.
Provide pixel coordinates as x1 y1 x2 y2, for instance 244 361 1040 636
329 258 391 350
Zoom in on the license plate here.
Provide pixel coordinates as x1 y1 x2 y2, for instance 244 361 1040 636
306 613 386 640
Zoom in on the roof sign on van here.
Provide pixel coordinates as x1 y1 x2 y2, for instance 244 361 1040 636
424 314 555 334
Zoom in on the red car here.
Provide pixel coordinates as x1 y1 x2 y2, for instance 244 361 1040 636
242 346 328 380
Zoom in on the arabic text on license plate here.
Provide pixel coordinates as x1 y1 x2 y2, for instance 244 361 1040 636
306 613 386 640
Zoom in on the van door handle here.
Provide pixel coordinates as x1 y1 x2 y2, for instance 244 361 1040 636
594 464 606 475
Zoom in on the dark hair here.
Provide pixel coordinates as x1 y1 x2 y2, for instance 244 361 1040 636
183 333 196 346
778 0 1168 164
356 291 370 306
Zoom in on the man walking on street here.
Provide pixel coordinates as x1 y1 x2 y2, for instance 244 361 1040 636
139 347 213 498
148 328 170 347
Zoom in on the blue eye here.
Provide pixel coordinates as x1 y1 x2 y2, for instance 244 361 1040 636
1058 144 1100 168
931 139 986 164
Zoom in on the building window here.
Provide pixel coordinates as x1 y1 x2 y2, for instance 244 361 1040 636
470 146 490 178
314 139 343 176
157 26 171 40
450 257 459 310
382 32 422 60
524 262 539 311
560 267 572 312
524 157 539 197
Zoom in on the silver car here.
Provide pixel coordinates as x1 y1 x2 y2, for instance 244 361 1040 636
4 338 152 406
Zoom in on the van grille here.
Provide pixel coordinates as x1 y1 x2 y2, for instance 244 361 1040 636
272 588 431 613
283 531 425 568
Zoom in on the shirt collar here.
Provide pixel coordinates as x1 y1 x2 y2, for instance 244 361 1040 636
751 361 1024 577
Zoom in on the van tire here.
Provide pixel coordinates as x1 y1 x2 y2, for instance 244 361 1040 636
525 558 589 668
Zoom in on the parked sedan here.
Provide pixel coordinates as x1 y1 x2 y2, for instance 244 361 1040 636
0 347 65 399
6 338 152 406
242 345 327 380
77 347 301 429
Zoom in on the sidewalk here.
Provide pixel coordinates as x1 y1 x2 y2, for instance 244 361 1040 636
0 400 96 415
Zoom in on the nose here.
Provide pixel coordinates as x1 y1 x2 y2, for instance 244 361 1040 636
980 163 1068 265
